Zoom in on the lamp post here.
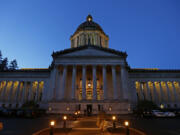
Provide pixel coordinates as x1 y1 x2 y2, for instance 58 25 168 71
112 115 116 129
124 121 129 135
63 115 67 128
50 120 55 135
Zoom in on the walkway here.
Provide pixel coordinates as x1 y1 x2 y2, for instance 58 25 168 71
54 117 109 135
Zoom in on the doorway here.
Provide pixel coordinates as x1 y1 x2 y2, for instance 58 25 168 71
86 104 92 116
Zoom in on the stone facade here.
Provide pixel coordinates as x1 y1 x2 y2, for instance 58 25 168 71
0 15 180 114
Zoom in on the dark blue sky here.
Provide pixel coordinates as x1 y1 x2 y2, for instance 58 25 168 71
0 0 179 69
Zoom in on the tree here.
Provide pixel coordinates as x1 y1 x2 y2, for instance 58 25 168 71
9 59 18 70
0 51 2 65
21 101 39 109
1 57 8 71
0 50 18 71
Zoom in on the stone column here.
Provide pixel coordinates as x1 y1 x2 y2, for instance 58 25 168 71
39 82 44 101
159 82 164 103
165 82 171 103
41 80 48 102
71 65 76 99
120 66 128 99
152 82 158 103
95 33 97 45
93 65 97 100
144 82 151 100
1 81 8 102
82 65 86 100
61 65 67 99
172 82 178 103
79 35 81 46
49 67 58 101
14 81 21 102
8 81 14 102
103 65 107 100
176 82 180 102
139 83 144 100
53 67 58 100
97 35 100 45
35 82 40 101
28 82 33 101
112 65 118 100
55 68 61 100
146 82 151 100
21 82 27 103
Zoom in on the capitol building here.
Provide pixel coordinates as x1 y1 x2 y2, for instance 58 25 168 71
0 15 180 114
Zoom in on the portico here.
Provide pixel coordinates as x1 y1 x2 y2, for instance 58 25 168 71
51 64 127 101
48 44 131 114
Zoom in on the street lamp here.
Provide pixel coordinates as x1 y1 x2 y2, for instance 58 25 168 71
124 121 129 135
63 115 67 128
50 120 55 135
112 115 116 129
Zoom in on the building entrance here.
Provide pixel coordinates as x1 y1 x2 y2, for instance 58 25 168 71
86 104 92 116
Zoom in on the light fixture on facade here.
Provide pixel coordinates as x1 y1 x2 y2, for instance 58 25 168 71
88 80 91 88
160 104 164 109
109 107 112 111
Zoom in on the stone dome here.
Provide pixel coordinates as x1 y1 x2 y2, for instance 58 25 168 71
72 15 106 36
70 15 109 48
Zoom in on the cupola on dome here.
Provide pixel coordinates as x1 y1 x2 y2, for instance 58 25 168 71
70 15 109 48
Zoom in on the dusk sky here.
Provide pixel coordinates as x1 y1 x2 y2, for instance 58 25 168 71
0 0 179 69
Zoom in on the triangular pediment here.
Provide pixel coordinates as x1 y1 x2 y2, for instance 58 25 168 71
52 45 127 58
61 48 120 57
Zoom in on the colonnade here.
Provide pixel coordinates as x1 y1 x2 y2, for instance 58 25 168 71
71 32 108 48
135 81 180 107
0 80 44 106
53 65 127 101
